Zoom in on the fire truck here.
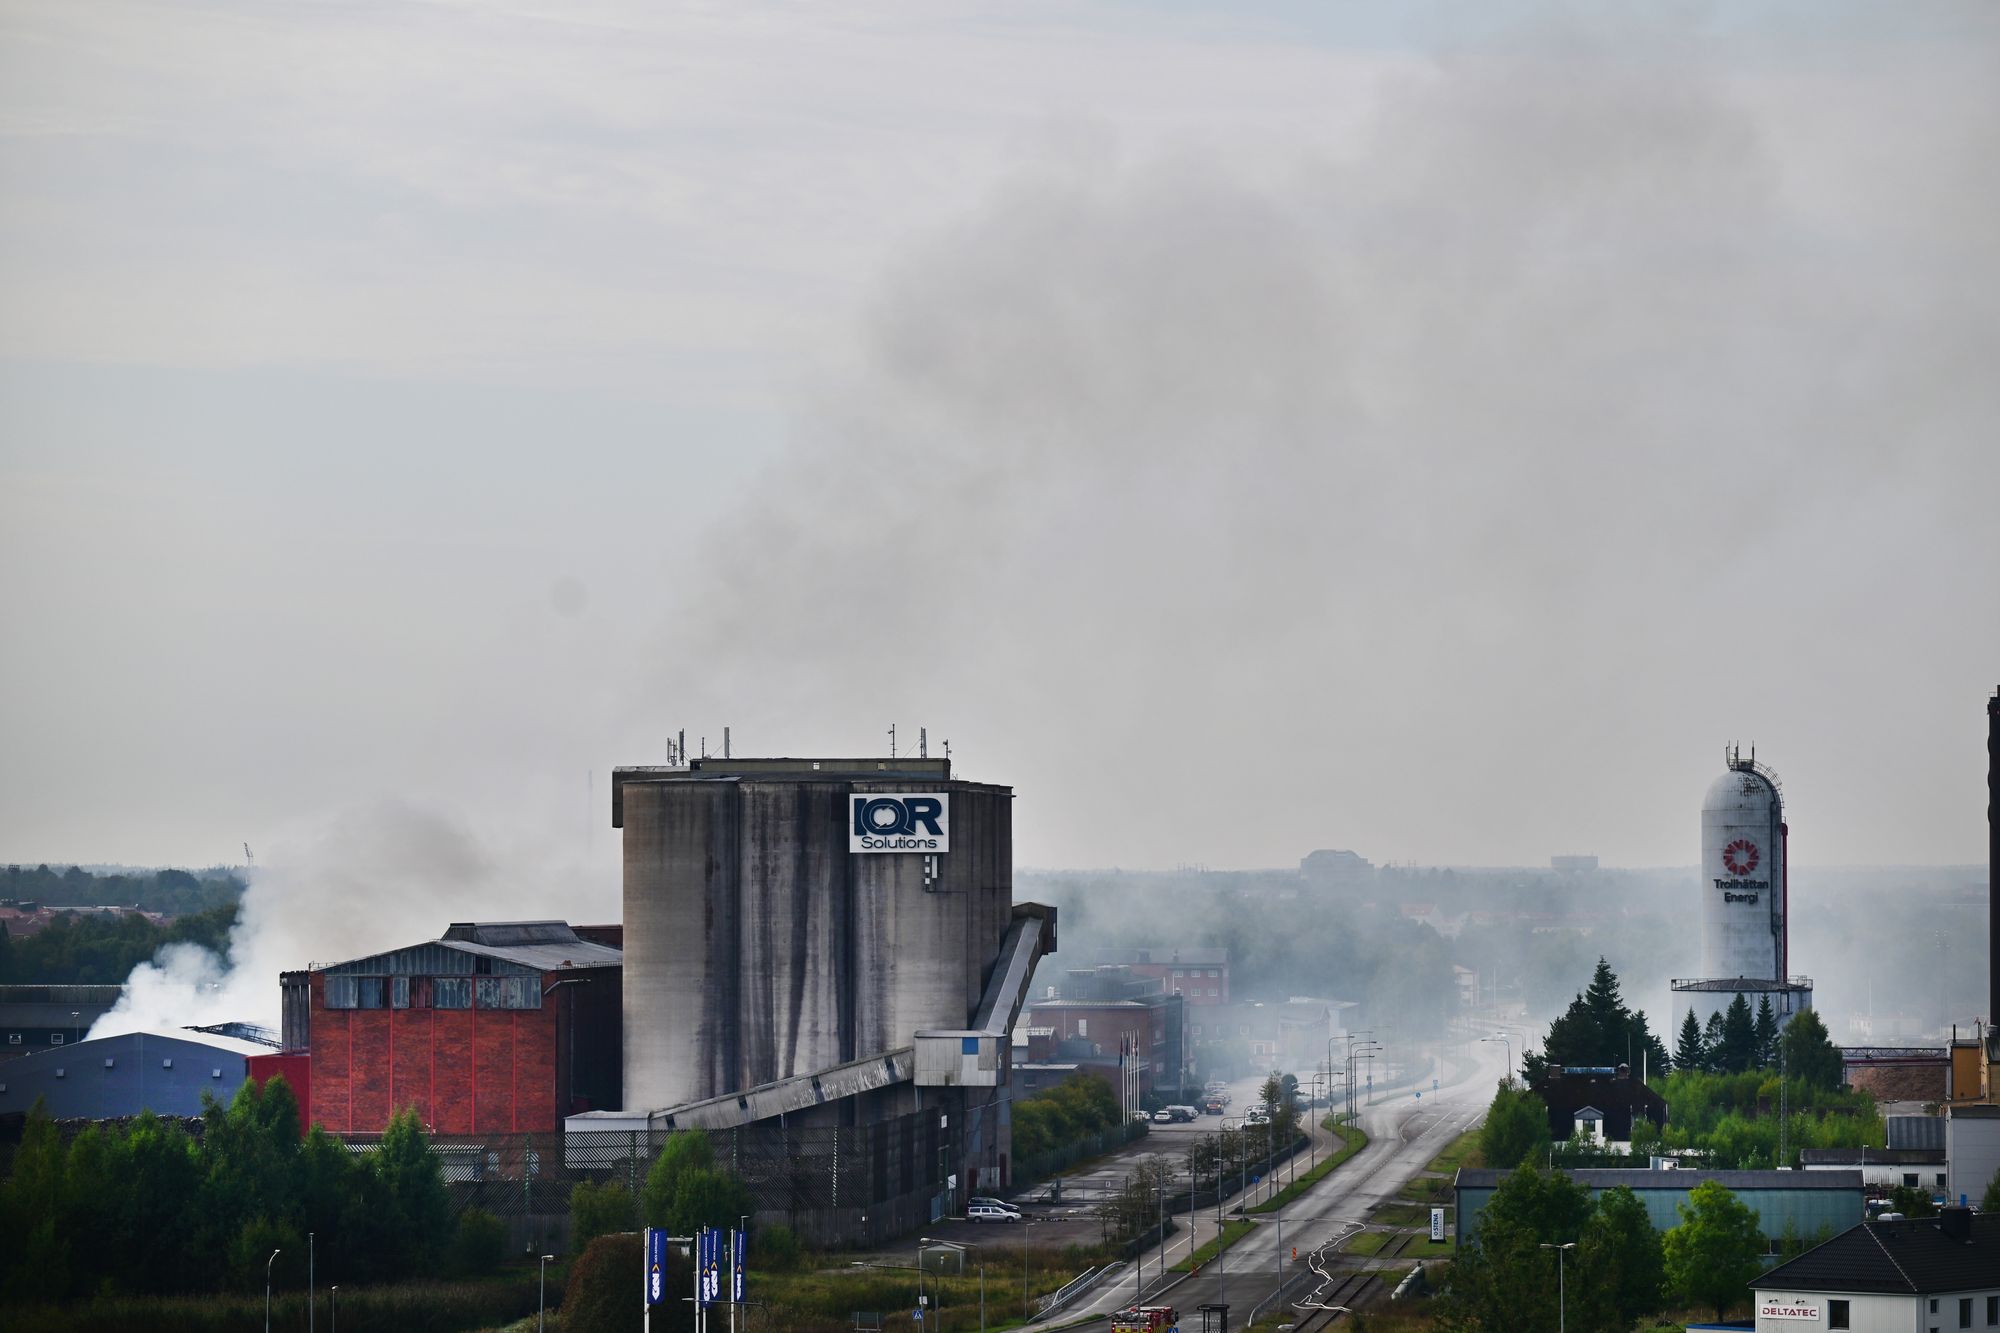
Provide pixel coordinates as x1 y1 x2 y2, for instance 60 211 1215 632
1111 1306 1178 1332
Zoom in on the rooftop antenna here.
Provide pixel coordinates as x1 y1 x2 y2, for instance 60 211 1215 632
724 726 731 759
919 727 927 759
701 735 707 760
943 738 951 763
888 723 896 759
678 729 686 766
243 843 254 870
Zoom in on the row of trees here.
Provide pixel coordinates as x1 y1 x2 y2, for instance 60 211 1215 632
0 901 238 985
1011 1072 1126 1161
0 1080 499 1302
1526 957 1845 1088
1672 998 1843 1087
1438 1165 1767 1329
0 863 243 916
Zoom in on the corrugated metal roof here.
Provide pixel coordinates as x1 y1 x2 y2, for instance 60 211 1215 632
317 921 621 976
440 938 622 971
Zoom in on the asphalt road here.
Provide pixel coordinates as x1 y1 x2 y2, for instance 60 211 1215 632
1056 1040 1504 1328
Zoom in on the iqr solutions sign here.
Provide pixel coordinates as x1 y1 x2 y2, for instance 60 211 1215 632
849 793 950 853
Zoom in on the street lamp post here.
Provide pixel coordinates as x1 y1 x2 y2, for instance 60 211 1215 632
1345 1037 1380 1122
1540 1241 1577 1333
538 1254 555 1331
264 1249 281 1333
331 1285 338 1333
1482 1034 1512 1086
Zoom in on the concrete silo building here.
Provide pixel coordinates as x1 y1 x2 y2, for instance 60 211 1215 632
1671 747 1814 1036
569 755 1055 1244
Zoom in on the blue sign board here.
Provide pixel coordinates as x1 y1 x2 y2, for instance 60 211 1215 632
698 1228 724 1308
645 1228 668 1307
731 1228 746 1303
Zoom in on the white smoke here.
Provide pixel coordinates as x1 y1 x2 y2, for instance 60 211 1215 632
90 800 618 1038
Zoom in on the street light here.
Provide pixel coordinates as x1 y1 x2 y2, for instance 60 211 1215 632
1540 1241 1577 1333
265 1249 282 1333
538 1254 555 1331
1482 1034 1512 1086
331 1285 338 1333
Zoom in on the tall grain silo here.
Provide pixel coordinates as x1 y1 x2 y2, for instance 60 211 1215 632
614 757 1016 1113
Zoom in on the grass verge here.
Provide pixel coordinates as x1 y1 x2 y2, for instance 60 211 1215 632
1246 1119 1368 1214
1170 1217 1257 1272
1344 1229 1393 1256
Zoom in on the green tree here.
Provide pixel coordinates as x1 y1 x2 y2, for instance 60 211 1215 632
667 1167 756 1236
1674 1009 1705 1075
642 1129 757 1237
1434 1166 1592 1333
644 1129 717 1227
1777 1009 1843 1091
1718 995 1757 1074
1629 1008 1671 1079
1888 1183 1936 1217
1579 1184 1665 1326
572 1178 639 1248
449 1207 508 1276
1702 1011 1726 1072
1662 1179 1765 1320
1479 1081 1552 1170
367 1106 451 1275
1754 995 1779 1067
1981 1167 2000 1214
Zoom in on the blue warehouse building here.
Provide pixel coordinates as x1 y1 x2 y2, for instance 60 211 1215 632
1453 1167 1865 1248
0 1028 268 1120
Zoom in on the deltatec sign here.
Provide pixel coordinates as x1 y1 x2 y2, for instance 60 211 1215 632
1757 1300 1820 1320
850 793 950 853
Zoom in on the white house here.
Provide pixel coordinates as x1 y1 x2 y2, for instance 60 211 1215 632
1750 1209 1997 1333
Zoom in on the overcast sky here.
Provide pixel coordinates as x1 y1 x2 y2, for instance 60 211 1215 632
3 1 1996 881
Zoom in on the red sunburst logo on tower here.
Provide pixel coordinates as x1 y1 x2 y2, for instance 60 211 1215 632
1722 839 1759 875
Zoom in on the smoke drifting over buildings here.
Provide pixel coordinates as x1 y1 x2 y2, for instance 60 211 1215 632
90 802 617 1036
640 10 1999 871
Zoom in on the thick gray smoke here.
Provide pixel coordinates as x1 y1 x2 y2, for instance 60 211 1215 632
646 12 1999 871
91 802 617 1036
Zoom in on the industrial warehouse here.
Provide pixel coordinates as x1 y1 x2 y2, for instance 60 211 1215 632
242 753 1057 1245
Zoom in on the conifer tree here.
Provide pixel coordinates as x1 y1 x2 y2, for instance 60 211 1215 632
1754 995 1779 1068
1719 994 1757 1074
1674 1009 1705 1074
1702 1011 1726 1072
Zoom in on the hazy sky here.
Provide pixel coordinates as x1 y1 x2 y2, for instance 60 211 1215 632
4 1 1996 881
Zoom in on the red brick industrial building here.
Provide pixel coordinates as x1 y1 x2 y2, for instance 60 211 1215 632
250 920 621 1136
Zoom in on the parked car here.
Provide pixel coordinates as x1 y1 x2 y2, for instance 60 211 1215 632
1168 1105 1199 1122
969 1196 1021 1216
968 1204 1022 1223
1152 1109 1177 1124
